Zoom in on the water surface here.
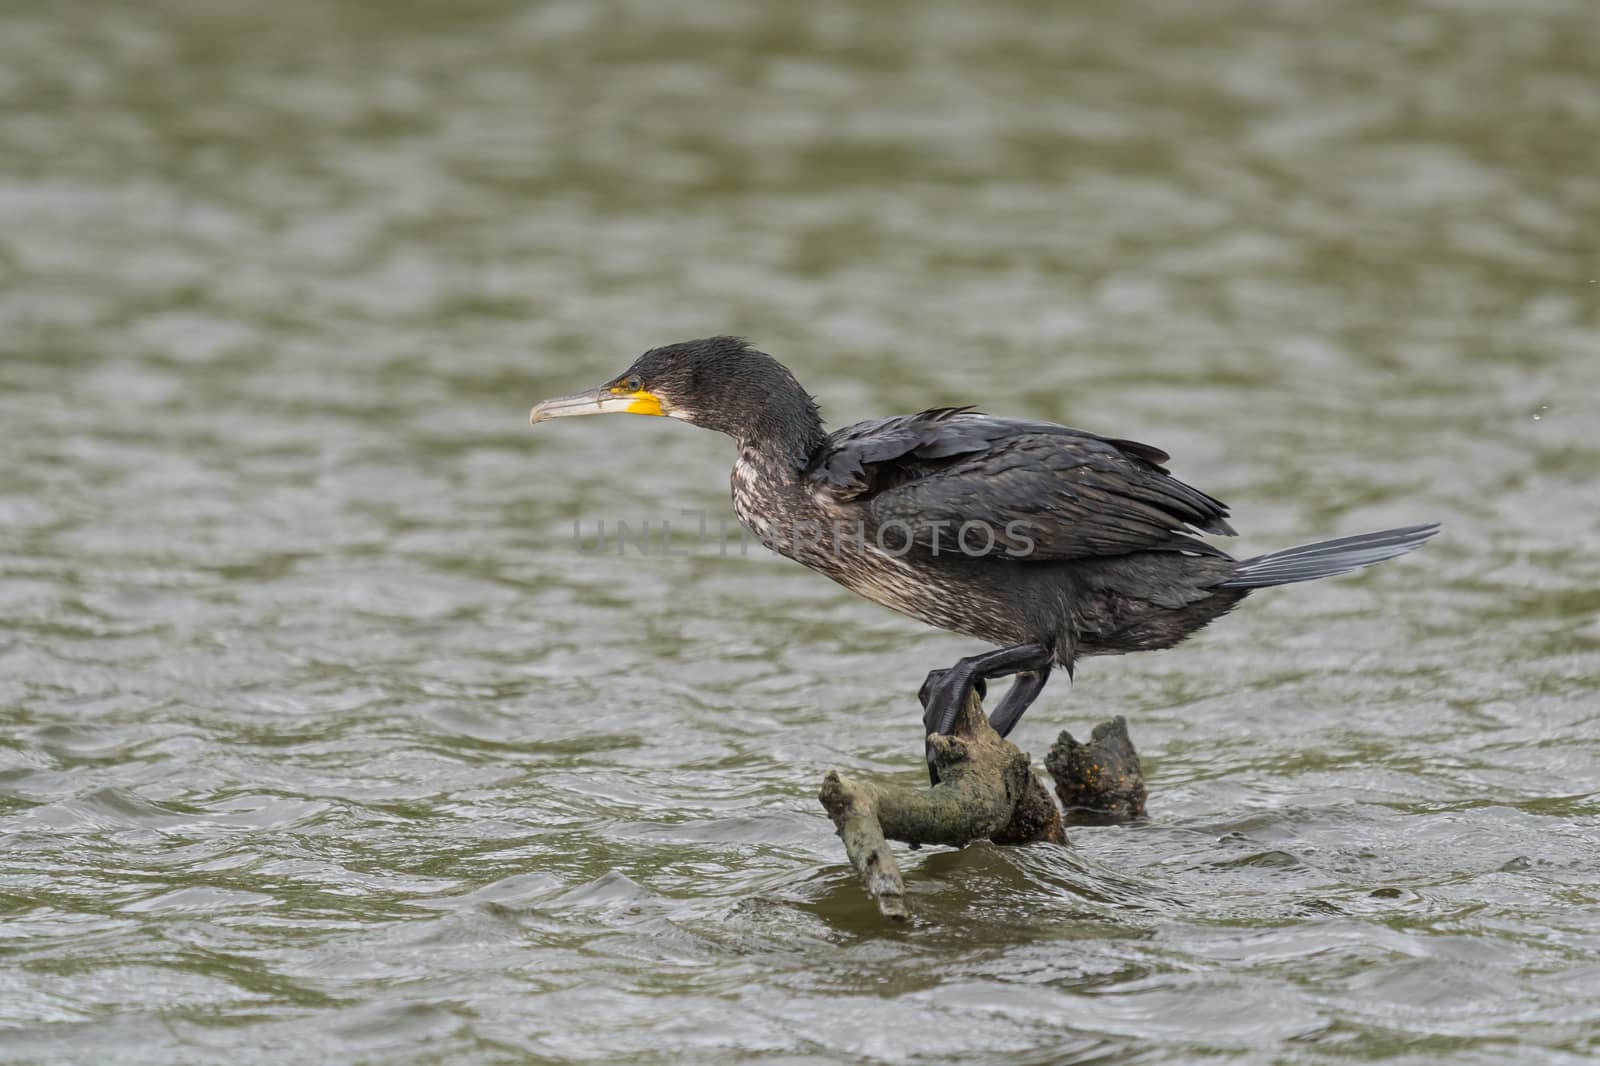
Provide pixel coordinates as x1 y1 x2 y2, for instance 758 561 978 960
2 1 1598 1062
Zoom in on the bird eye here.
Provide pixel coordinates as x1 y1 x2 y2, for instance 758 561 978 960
624 375 644 393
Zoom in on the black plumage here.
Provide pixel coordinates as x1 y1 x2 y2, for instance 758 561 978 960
529 337 1438 776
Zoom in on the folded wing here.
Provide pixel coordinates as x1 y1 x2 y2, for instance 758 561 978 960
805 409 1236 560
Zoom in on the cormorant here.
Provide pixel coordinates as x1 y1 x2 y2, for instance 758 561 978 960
530 337 1438 780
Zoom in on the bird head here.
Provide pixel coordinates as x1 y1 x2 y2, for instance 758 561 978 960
529 336 821 452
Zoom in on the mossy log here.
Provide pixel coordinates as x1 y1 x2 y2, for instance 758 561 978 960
1045 715 1147 822
817 689 1064 920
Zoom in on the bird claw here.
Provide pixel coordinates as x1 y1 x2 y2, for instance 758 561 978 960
920 668 986 784
918 669 984 711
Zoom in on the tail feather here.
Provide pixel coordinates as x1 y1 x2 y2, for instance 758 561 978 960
1215 522 1439 589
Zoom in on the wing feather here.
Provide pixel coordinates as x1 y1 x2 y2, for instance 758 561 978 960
804 410 1235 561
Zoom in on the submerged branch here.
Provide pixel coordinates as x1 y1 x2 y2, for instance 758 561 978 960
818 690 1064 920
1045 715 1147 823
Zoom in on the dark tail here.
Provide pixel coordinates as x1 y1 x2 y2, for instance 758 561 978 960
1215 523 1440 589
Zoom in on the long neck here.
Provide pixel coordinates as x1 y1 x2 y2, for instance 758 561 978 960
727 364 826 475
739 403 825 476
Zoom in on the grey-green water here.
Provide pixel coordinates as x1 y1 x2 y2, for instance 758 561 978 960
2 1 1598 1062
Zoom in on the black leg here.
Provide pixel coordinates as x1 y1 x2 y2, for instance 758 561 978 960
987 665 1052 739
918 643 1054 783
918 671 985 733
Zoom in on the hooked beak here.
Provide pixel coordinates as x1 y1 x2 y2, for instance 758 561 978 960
528 386 665 425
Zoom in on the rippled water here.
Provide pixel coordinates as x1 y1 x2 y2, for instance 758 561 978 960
3 1 1598 1062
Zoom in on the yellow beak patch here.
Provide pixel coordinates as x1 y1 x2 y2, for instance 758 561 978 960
610 387 665 416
